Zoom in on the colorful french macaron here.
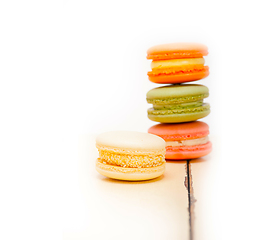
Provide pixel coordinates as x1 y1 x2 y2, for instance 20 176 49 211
96 131 166 181
147 43 209 84
148 121 212 160
146 84 210 123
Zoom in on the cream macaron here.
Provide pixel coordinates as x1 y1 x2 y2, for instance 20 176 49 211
96 131 166 181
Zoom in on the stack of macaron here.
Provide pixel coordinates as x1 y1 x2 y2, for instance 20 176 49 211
146 43 212 160
95 42 212 181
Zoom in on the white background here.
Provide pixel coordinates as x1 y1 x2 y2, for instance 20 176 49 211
0 0 252 239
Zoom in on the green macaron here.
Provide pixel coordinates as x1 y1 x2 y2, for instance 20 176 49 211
146 84 210 123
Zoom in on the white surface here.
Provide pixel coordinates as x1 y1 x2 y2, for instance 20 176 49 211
0 0 253 240
189 135 221 240
76 135 189 240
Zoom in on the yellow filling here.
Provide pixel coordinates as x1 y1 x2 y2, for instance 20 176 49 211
98 149 165 168
151 58 204 70
96 159 166 174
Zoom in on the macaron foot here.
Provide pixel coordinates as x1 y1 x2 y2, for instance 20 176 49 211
96 159 166 181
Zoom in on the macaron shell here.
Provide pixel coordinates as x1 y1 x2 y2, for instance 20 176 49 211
147 43 208 60
96 131 165 151
148 121 209 140
148 69 209 84
165 141 212 160
146 84 209 100
96 160 166 181
148 107 210 123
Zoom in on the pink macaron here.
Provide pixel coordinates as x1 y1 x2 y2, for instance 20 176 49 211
148 121 212 160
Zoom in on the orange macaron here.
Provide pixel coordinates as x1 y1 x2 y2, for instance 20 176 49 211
148 121 212 160
147 43 209 84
